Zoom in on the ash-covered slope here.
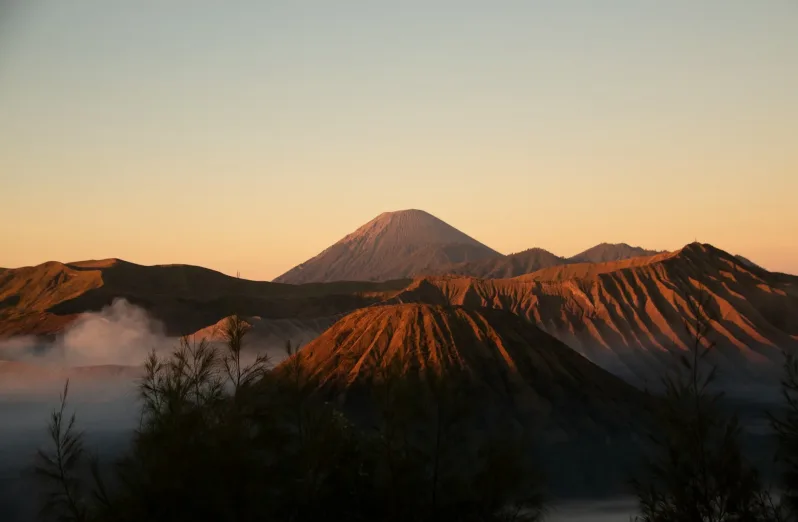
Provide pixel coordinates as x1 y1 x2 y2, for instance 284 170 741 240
388 243 798 390
273 210 499 284
291 303 648 436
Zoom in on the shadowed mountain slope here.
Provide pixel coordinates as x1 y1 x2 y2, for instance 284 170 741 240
273 210 499 284
0 259 408 338
735 254 763 270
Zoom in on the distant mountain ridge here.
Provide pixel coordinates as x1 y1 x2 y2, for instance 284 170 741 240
428 243 664 279
566 242 663 264
0 258 406 339
426 248 567 278
274 210 668 283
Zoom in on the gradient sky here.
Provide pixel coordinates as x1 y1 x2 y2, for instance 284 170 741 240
1 1 796 279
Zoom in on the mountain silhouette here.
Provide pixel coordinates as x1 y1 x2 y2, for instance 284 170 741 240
0 259 405 338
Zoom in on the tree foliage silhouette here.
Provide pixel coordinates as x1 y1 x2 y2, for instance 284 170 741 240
632 284 781 521
770 351 798 519
35 380 89 522
36 321 546 522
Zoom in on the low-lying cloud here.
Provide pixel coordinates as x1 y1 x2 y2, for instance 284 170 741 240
58 298 169 365
0 298 172 367
0 300 162 520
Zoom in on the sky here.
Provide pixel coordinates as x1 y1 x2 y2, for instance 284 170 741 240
0 1 796 279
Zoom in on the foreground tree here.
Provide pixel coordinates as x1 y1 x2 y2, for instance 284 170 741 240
633 285 780 521
220 314 269 395
35 380 89 522
771 352 798 519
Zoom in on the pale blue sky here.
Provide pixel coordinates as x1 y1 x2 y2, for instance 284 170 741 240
1 1 796 278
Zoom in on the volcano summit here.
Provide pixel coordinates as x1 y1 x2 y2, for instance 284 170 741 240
274 209 500 284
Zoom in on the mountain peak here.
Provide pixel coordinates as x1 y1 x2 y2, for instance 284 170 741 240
274 210 499 284
341 209 489 248
288 303 647 433
568 242 661 264
598 242 632 248
66 258 126 269
376 208 430 218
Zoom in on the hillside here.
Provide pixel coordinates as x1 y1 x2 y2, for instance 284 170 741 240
273 210 499 284
388 243 798 389
0 259 407 338
289 303 649 438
